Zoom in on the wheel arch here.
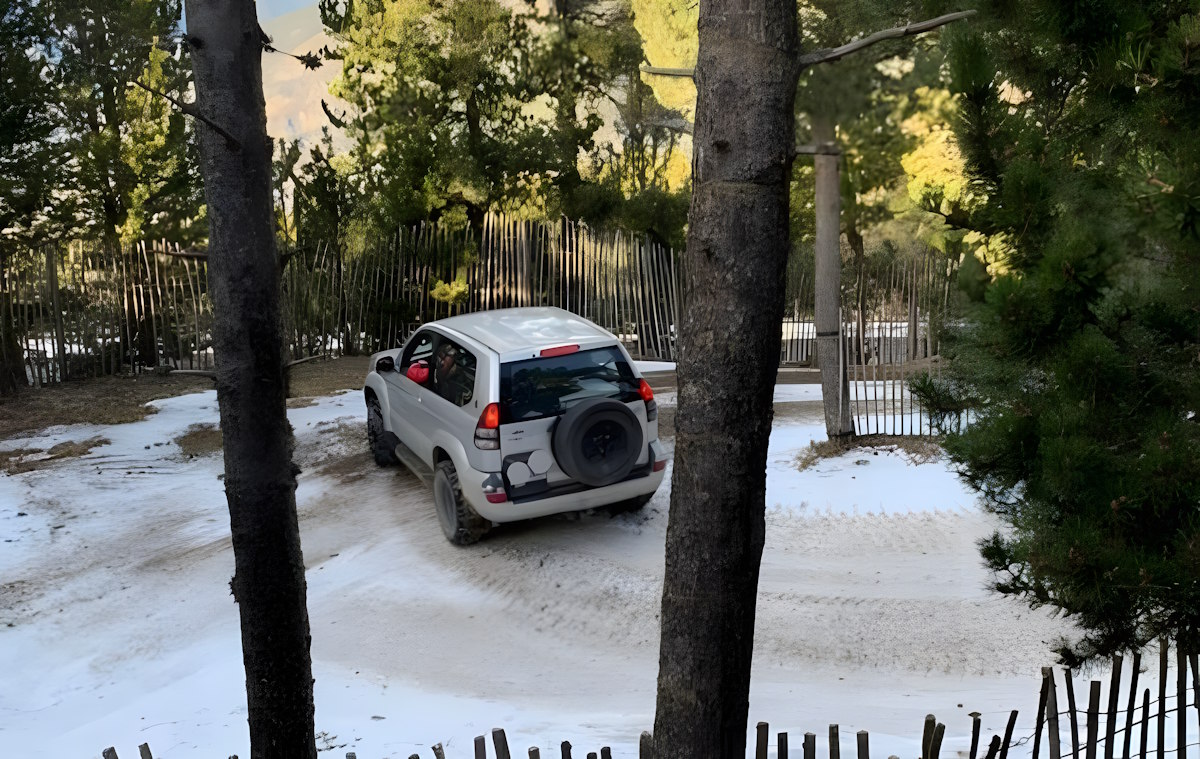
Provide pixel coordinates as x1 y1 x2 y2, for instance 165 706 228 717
363 372 392 430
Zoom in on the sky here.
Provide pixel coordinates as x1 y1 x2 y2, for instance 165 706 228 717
259 0 315 21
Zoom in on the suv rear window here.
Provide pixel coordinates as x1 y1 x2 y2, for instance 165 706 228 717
500 346 640 422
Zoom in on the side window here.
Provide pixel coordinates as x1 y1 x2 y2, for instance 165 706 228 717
431 337 477 408
400 331 436 385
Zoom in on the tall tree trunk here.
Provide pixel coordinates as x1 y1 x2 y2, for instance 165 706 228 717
652 0 797 754
184 2 318 757
811 113 853 439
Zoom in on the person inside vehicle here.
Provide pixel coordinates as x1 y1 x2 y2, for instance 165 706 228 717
434 343 461 403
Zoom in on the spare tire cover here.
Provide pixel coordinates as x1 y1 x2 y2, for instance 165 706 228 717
552 398 644 487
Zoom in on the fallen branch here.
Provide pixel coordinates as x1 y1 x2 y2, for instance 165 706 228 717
286 354 330 369
167 369 218 380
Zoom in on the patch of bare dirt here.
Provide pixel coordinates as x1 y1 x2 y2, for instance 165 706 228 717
0 436 110 474
0 356 371 442
288 356 369 399
303 421 373 483
174 424 223 457
0 375 210 440
794 433 944 471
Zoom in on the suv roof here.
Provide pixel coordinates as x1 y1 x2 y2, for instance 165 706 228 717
435 307 617 358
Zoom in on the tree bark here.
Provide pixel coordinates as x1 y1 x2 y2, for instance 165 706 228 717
811 113 853 439
651 0 797 754
184 2 318 757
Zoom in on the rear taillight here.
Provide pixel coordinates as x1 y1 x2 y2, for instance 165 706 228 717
638 379 658 422
475 402 501 450
653 459 667 472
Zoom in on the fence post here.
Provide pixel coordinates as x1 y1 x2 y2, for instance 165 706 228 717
757 722 770 759
1177 645 1186 759
102 749 119 759
1141 689 1150 759
1159 640 1169 759
1045 667 1062 759
830 725 840 759
856 731 869 759
970 713 982 759
1067 669 1082 759
779 732 789 759
45 246 67 382
923 715 937 759
639 731 653 759
1190 654 1200 759
930 723 945 759
1000 710 1019 759
1107 655 1124 759
476 735 487 759
1035 668 1051 759
1086 680 1102 759
494 728 512 759
139 744 154 759
1124 653 1143 759
804 732 816 759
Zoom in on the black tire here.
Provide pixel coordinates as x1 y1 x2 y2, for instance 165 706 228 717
366 396 398 466
552 398 644 487
433 460 491 546
607 492 654 516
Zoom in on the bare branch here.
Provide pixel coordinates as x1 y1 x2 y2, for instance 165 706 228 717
639 65 696 79
263 44 322 70
795 141 841 156
797 10 976 69
129 79 241 150
638 10 975 81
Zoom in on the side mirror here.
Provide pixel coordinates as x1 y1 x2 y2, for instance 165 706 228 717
406 360 430 384
375 356 395 373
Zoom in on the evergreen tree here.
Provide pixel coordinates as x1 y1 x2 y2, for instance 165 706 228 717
42 0 203 244
0 0 56 253
915 0 1200 665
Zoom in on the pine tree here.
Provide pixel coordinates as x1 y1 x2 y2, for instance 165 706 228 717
914 0 1200 665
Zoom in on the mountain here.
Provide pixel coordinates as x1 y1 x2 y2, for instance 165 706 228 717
260 3 341 148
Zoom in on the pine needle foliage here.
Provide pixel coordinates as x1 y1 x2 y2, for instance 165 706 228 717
912 0 1200 665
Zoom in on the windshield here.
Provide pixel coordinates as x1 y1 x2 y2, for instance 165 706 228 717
500 347 640 422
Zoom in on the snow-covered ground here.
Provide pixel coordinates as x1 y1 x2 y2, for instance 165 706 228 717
0 379 1137 759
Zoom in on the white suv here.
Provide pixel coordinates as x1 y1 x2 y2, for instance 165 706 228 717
363 307 668 544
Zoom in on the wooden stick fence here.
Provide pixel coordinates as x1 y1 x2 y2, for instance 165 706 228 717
100 641 1199 759
4 215 958 430
838 246 959 437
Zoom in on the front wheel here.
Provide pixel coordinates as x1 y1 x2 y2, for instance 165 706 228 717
433 461 491 545
366 397 398 466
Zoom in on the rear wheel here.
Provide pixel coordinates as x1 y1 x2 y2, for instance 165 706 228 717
552 398 644 487
433 460 491 545
366 397 397 466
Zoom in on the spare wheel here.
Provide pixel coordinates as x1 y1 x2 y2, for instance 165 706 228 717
552 398 643 487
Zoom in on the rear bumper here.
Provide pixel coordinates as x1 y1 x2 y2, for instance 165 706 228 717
459 440 668 522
